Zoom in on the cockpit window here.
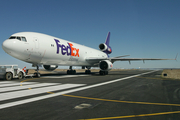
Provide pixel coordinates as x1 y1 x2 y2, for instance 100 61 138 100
8 36 27 42
9 36 16 39
21 37 27 42
17 37 21 40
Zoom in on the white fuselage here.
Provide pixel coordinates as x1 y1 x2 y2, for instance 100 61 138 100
2 32 108 67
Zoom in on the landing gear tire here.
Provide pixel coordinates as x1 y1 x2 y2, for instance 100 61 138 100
5 72 12 80
67 70 70 74
85 70 91 74
73 70 76 74
18 72 23 80
34 72 41 78
33 65 41 78
67 70 76 74
99 70 108 75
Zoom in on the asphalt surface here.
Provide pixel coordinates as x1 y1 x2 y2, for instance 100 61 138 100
0 70 180 120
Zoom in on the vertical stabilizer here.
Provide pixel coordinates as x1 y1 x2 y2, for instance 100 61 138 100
105 32 110 46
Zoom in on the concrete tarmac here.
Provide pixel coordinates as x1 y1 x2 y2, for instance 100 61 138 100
0 70 180 120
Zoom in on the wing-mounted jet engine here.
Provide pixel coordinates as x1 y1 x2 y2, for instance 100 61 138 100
43 65 58 71
99 60 113 71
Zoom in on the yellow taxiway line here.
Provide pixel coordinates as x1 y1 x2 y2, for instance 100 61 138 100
62 94 180 119
62 94 180 107
47 92 54 94
78 111 180 120
20 78 39 83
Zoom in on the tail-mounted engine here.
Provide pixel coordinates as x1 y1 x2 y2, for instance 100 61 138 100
43 65 58 71
99 32 112 54
99 43 112 54
99 60 113 71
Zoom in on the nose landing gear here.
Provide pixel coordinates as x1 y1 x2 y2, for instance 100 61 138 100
34 65 41 77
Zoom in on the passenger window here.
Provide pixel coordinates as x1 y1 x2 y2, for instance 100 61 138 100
17 37 21 41
21 37 27 42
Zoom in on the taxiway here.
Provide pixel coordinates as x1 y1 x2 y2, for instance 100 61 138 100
0 70 180 120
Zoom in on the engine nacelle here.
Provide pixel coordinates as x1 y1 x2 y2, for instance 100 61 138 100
43 65 58 71
99 43 107 51
99 60 113 71
99 43 112 54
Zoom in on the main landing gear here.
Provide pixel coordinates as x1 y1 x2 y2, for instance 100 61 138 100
99 70 108 75
85 66 91 74
67 66 76 74
66 66 108 75
85 70 91 74
34 65 41 77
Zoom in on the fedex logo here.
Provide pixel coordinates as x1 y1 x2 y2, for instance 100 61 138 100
54 39 79 57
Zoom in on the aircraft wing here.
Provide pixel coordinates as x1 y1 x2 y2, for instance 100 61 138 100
86 57 108 62
109 57 174 63
86 55 176 64
85 55 131 62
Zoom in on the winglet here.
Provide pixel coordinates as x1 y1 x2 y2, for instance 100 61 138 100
105 32 110 46
175 53 178 61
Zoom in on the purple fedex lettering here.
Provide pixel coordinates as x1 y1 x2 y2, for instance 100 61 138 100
54 39 61 54
54 39 80 57
61 44 67 55
54 39 71 55
66 44 71 56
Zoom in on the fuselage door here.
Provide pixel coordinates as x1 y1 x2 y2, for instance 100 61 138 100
33 37 39 49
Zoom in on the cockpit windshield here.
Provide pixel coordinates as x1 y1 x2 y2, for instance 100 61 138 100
8 36 27 42
17 37 21 40
9 36 16 39
21 37 27 42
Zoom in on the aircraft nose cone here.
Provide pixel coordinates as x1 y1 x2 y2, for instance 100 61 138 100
2 40 13 53
2 40 8 50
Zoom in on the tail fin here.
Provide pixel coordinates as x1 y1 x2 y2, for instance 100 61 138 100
105 32 110 46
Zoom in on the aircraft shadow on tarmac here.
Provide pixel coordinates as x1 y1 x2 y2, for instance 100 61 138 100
40 71 134 77
40 72 97 76
0 70 146 81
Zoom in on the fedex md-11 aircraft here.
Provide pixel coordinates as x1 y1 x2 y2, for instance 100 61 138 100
2 32 174 76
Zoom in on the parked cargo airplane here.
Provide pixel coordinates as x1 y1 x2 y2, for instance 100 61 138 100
2 32 174 76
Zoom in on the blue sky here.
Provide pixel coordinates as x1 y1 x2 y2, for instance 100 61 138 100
0 0 179 69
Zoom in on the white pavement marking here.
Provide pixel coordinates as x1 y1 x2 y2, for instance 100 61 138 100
0 84 85 101
0 82 39 87
0 83 61 93
41 75 89 78
0 82 38 87
0 81 18 84
0 70 157 109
